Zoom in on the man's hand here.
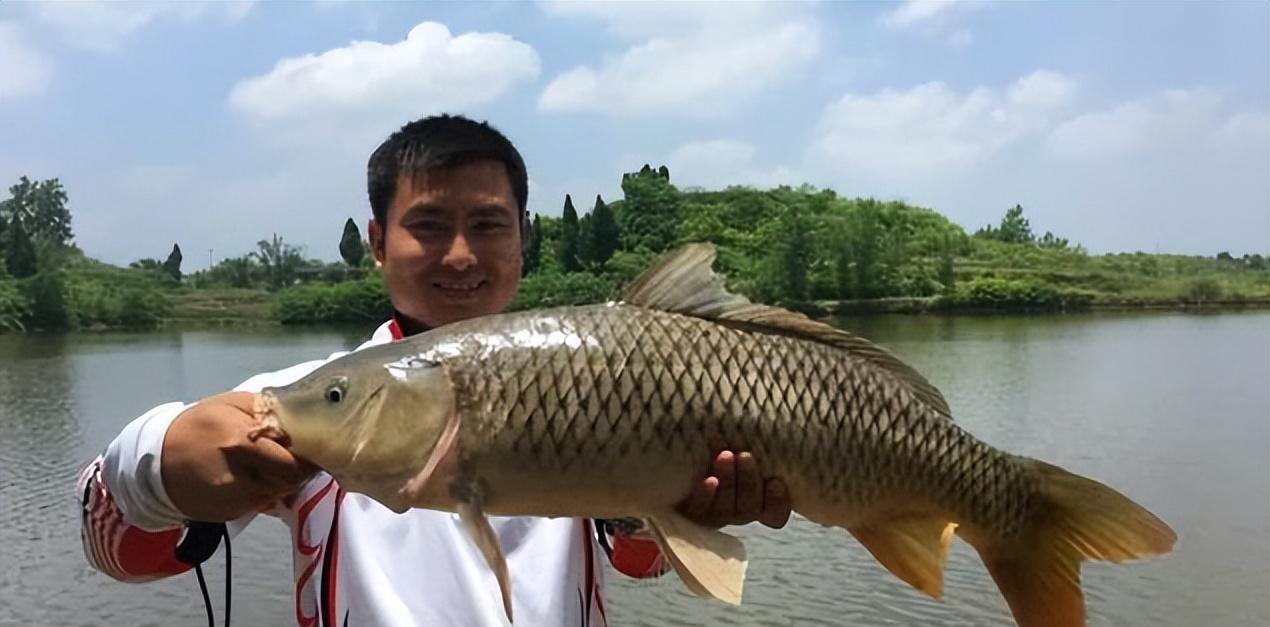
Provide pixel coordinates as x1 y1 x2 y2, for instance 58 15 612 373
162 391 318 522
675 450 792 529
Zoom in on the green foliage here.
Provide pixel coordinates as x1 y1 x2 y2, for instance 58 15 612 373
577 212 595 268
942 277 1061 311
19 271 69 329
197 255 261 289
975 204 1035 244
1 176 73 246
618 166 680 252
163 243 183 282
558 195 581 272
0 278 29 332
339 218 365 267
254 233 306 291
523 214 543 275
273 276 392 324
1186 278 1223 304
510 271 615 310
589 195 620 267
5 215 37 278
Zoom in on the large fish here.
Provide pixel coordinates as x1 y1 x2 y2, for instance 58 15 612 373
252 244 1175 626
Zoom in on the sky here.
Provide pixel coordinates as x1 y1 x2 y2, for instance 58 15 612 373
0 0 1267 269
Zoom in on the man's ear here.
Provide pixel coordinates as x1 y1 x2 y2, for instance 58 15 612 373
368 218 385 268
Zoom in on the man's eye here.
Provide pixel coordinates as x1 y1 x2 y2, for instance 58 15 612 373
409 220 448 232
473 221 508 232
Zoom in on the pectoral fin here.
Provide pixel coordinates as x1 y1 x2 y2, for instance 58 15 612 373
645 509 748 605
457 500 514 623
849 516 957 598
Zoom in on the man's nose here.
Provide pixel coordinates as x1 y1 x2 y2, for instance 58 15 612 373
441 232 477 271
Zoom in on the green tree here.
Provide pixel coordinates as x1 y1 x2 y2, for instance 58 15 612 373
776 207 812 301
254 233 306 291
5 216 37 278
577 212 595 268
618 165 680 252
558 195 581 272
589 195 619 267
523 214 543 275
2 176 73 246
936 232 957 295
130 258 163 272
339 218 365 267
996 204 1034 244
162 243 183 282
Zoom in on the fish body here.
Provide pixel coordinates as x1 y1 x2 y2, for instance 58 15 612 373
255 244 1175 627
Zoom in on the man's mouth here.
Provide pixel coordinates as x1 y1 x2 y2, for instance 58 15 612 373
433 280 486 296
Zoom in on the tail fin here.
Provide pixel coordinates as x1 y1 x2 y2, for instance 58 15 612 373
964 459 1176 627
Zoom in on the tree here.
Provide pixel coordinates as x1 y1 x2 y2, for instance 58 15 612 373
577 212 595 268
339 218 365 267
523 214 542 275
4 215 37 278
254 233 306 291
558 195 581 272
996 205 1034 244
936 232 957 294
2 176 73 246
130 258 163 272
162 243 183 282
618 165 680 252
589 195 619 266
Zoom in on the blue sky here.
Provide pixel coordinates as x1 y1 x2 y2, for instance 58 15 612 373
1 1 1266 268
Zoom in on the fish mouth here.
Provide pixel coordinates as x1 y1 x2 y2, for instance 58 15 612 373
249 390 291 448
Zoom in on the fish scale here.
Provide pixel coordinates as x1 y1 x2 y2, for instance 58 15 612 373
431 304 1021 540
259 243 1175 627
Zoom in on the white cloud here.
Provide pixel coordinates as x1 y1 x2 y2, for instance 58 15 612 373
803 73 1268 254
808 70 1075 180
538 1 819 116
1045 89 1242 157
880 0 990 47
664 140 801 190
32 1 253 52
229 22 539 138
881 0 966 29
0 21 52 99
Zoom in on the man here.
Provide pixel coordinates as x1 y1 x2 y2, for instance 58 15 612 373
78 114 790 625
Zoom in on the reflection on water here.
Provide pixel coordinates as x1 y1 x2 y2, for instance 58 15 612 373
0 314 1266 626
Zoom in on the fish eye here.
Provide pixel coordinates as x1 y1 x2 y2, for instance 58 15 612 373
325 378 348 404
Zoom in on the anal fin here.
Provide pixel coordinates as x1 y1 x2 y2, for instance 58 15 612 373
457 500 514 623
645 509 748 605
849 516 957 598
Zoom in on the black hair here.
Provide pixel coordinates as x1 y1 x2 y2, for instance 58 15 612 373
367 114 529 229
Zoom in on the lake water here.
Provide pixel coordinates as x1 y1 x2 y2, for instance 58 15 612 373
1 313 1266 626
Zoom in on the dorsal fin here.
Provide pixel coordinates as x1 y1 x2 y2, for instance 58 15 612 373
622 244 953 420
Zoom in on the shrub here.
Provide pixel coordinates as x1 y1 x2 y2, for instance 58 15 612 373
941 277 1061 311
510 272 616 311
274 277 391 324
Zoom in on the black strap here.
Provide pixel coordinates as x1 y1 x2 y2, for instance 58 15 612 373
176 521 231 627
175 521 226 566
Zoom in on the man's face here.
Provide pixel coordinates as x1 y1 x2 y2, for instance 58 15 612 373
369 160 523 329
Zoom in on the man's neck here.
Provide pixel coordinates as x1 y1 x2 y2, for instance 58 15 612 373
392 311 431 337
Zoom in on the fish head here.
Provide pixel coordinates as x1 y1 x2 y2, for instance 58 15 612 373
256 352 456 480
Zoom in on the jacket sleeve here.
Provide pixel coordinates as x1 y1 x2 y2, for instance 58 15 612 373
77 357 338 582
77 402 196 582
595 518 671 579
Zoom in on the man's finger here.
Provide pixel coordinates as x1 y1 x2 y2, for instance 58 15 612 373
677 476 719 521
733 452 763 522
759 477 793 529
710 450 737 519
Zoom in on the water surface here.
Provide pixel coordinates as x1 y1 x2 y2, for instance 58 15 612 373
1 313 1266 626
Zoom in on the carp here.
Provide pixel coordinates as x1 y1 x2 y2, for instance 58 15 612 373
252 244 1175 626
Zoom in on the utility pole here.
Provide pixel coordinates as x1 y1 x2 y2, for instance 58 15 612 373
208 248 214 270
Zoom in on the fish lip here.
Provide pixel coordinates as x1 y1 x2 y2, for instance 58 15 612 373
251 390 291 447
